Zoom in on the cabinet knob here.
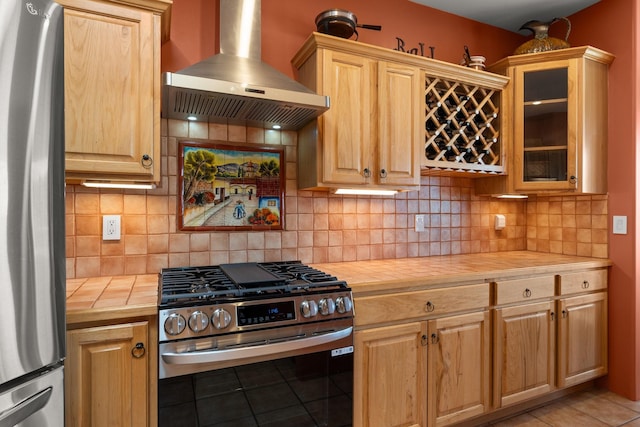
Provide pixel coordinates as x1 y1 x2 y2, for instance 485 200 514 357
421 334 428 346
131 342 146 358
430 333 439 344
380 169 387 178
569 175 577 184
363 168 371 178
141 154 153 169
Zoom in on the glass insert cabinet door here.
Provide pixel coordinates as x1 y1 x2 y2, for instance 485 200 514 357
513 59 578 191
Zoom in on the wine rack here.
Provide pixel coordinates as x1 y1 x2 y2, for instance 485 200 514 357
422 75 504 174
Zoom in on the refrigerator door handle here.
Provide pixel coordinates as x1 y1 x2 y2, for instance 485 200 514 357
0 387 52 427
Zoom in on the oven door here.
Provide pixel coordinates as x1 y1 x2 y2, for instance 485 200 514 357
158 319 354 427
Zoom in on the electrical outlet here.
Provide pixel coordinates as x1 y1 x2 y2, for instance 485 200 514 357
415 214 425 232
103 215 121 240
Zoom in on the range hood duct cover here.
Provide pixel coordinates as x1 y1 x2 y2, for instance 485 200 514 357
162 0 329 130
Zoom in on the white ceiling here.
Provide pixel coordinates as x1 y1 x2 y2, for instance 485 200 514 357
408 0 600 33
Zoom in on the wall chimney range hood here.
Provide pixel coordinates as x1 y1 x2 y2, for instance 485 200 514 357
162 0 329 130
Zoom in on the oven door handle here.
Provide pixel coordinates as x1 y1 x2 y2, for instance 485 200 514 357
161 327 353 365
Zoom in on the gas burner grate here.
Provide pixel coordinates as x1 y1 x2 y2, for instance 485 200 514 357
159 261 348 307
260 261 341 283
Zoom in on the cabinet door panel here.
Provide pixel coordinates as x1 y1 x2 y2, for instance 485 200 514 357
494 301 555 408
66 322 148 427
321 51 372 185
355 323 427 427
63 0 158 179
427 311 490 427
557 292 608 387
513 59 578 192
377 62 421 186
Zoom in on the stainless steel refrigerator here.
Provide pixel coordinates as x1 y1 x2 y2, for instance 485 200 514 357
0 0 66 425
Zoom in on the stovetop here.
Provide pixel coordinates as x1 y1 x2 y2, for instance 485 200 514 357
159 261 348 307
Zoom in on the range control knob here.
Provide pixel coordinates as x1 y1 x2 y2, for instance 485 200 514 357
301 300 319 318
319 298 336 316
164 313 186 336
212 308 232 329
336 296 353 314
188 311 209 332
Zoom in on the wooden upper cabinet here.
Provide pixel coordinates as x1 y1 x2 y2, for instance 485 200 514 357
318 50 373 186
477 46 614 196
377 61 422 186
294 33 422 191
60 0 170 184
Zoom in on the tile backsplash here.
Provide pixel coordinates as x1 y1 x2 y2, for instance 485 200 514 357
65 120 608 279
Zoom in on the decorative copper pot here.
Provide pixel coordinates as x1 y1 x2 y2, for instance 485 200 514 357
514 17 571 55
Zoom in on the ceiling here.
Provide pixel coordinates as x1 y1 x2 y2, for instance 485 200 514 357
408 0 600 33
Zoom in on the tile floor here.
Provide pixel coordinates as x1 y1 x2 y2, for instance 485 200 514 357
490 387 640 427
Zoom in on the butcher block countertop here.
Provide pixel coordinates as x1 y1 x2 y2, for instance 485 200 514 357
65 251 611 325
312 251 611 296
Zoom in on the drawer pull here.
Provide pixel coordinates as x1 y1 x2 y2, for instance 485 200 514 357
131 342 146 358
582 280 590 289
363 168 371 178
523 288 532 298
562 310 568 318
425 301 435 312
551 312 555 321
421 335 428 346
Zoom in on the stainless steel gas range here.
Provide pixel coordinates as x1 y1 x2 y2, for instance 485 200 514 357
158 261 354 426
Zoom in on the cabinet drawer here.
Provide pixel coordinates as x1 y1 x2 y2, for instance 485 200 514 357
559 269 607 295
354 283 489 327
494 276 555 306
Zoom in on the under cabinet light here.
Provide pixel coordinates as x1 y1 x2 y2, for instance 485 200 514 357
334 188 398 196
82 181 156 190
495 194 528 199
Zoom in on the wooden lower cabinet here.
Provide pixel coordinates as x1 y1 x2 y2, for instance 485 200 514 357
66 321 150 427
352 267 609 426
354 322 427 427
557 291 608 387
427 311 491 427
493 301 556 408
354 311 492 427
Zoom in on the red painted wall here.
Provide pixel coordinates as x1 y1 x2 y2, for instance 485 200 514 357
161 0 640 400
161 0 523 75
568 0 638 400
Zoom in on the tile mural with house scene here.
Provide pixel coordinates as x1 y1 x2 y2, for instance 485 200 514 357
179 141 284 231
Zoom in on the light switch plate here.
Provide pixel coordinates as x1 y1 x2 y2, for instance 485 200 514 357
494 214 506 231
613 215 627 235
